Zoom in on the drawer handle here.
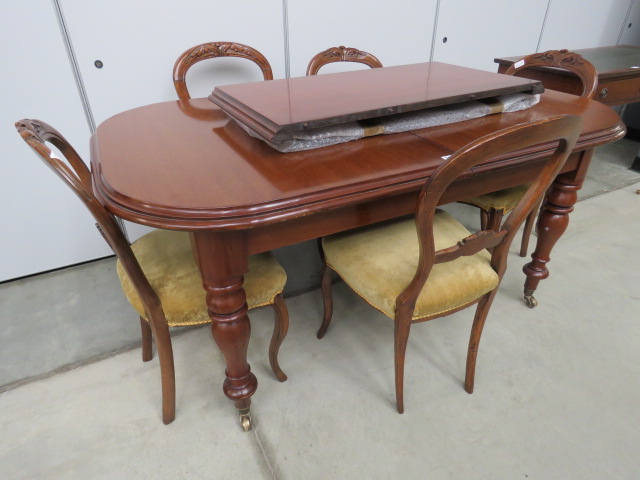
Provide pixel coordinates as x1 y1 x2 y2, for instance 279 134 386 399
600 88 608 99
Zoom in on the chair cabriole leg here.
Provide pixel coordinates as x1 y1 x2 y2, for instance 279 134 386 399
520 199 542 257
148 317 176 424
394 318 411 414
480 210 489 230
485 209 504 233
269 294 289 382
140 316 153 362
465 291 497 394
317 261 334 339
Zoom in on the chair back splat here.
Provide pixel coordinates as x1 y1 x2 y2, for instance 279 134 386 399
400 115 582 314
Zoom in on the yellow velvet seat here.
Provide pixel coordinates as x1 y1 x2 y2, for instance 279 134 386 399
461 183 529 214
117 229 286 327
322 212 499 320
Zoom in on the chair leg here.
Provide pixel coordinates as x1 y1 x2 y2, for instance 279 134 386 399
485 208 504 232
394 319 411 414
269 293 289 382
317 260 334 339
519 199 542 257
140 316 153 362
148 316 176 424
479 210 489 230
465 291 498 394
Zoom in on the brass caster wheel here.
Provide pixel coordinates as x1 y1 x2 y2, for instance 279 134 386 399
523 290 538 309
238 407 253 432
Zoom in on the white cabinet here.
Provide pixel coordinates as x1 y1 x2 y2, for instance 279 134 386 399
432 0 549 72
539 0 632 51
59 0 286 242
618 0 640 45
0 1 111 282
287 0 438 77
59 0 286 125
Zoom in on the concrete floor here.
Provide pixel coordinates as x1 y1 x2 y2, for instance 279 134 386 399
1 141 639 479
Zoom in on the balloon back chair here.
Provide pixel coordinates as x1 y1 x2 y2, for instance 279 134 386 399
16 119 289 424
317 114 582 413
459 49 597 257
173 41 273 101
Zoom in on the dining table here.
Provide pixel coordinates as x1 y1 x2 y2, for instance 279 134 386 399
90 63 625 429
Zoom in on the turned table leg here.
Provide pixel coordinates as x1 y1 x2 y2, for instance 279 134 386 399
191 231 257 431
522 150 592 308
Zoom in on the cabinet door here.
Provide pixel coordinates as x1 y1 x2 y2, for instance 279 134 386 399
539 0 632 51
287 0 438 77
59 0 286 125
432 0 549 72
0 1 111 282
59 0 286 240
618 0 640 46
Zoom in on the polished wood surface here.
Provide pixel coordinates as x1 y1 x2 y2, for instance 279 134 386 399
209 62 544 142
306 45 383 75
495 45 640 106
91 67 624 425
93 93 620 233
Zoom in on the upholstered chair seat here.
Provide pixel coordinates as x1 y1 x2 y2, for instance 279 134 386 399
461 184 529 214
117 229 287 326
322 212 499 321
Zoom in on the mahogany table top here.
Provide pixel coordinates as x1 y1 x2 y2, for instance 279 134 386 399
91 91 623 231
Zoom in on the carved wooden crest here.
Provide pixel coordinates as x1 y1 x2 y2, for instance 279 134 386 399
173 41 273 100
184 42 260 64
529 49 586 69
505 49 598 99
324 46 374 62
306 45 382 75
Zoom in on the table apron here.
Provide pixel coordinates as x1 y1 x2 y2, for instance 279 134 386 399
245 150 587 255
